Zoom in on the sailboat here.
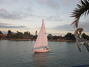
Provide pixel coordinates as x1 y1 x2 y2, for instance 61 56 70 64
33 19 49 53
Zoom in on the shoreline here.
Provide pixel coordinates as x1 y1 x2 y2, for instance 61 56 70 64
0 39 75 42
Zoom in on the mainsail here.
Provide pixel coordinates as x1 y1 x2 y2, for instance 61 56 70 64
33 19 48 50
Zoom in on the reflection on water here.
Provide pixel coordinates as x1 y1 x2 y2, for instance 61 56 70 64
33 53 48 67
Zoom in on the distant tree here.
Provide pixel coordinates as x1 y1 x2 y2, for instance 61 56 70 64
64 33 75 40
24 31 30 36
35 30 37 36
48 34 53 40
32 31 38 40
53 36 58 40
82 33 89 40
0 31 3 39
7 30 12 35
7 30 13 39
23 31 31 39
0 31 3 34
15 31 23 38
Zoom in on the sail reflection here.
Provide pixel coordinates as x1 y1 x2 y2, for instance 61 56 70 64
33 53 48 67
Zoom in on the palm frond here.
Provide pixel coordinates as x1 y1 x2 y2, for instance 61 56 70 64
71 0 89 28
72 0 89 18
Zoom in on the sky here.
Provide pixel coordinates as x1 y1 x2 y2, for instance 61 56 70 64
0 0 89 35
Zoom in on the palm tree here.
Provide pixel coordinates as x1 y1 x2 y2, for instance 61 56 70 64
72 0 89 52
72 0 89 28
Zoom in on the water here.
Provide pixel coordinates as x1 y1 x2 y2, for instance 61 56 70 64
0 40 89 67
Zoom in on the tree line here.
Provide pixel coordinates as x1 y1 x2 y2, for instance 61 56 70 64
0 30 89 41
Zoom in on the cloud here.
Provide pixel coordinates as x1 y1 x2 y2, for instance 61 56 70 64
0 0 60 20
37 0 60 9
0 8 29 20
54 21 89 33
79 22 89 32
54 24 74 31
62 0 79 6
46 16 63 22
0 22 26 28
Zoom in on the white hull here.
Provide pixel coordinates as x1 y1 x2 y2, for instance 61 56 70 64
33 48 49 53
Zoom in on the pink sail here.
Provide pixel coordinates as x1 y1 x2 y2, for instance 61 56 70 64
33 19 49 53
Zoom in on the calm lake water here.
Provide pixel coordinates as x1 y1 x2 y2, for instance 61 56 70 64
0 40 89 67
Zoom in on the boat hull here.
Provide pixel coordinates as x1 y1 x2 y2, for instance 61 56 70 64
33 49 49 53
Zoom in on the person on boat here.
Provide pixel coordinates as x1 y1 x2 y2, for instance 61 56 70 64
43 46 48 50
